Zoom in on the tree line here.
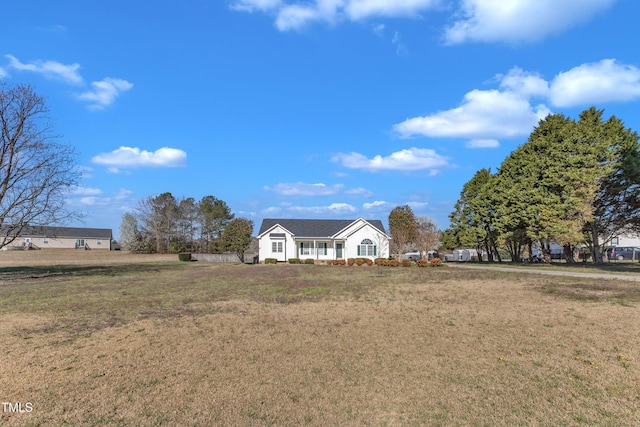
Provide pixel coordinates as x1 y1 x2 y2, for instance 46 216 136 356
120 193 253 258
443 107 640 264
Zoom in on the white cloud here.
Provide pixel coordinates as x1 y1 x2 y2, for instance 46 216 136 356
345 0 439 20
345 187 373 197
264 182 344 196
498 67 549 98
262 206 283 215
264 182 373 197
394 88 550 140
333 147 451 174
466 139 499 148
407 201 429 210
262 202 358 215
444 0 617 44
5 54 83 85
363 200 391 210
67 187 134 209
5 55 133 109
276 4 321 30
393 58 640 146
230 0 282 12
0 66 6 79
70 186 103 197
549 59 640 107
230 0 440 31
392 31 408 55
230 0 611 43
372 23 385 36
92 146 187 168
289 203 357 214
77 78 133 110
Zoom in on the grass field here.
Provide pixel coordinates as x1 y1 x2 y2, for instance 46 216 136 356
1 251 639 426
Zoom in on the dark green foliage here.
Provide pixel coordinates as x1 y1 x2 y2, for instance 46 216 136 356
198 195 234 253
178 253 192 262
448 168 501 262
447 107 640 264
220 218 253 263
389 205 418 259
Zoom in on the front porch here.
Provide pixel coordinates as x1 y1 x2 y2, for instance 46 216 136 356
297 240 344 260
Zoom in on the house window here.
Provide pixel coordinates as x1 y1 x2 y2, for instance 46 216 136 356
358 238 377 257
97 239 102 245
43 237 49 245
272 241 283 253
300 242 314 255
76 239 85 248
611 237 619 246
317 242 328 255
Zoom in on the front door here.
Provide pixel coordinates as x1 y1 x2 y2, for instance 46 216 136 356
336 243 343 259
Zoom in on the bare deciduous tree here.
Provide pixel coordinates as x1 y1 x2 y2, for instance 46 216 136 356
415 216 440 259
0 83 80 249
137 192 180 253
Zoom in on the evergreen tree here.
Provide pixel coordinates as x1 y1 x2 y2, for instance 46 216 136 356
221 218 254 263
449 168 501 261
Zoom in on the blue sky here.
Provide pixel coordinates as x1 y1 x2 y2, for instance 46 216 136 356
2 0 640 238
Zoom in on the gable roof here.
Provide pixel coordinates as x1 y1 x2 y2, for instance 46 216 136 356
1 225 113 239
258 218 386 238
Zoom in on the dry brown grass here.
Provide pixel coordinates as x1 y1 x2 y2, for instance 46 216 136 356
1 251 639 426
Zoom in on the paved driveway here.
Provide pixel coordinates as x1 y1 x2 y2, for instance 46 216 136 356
447 263 640 282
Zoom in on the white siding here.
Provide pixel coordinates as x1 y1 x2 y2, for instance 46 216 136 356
258 219 390 262
339 221 389 259
259 225 295 262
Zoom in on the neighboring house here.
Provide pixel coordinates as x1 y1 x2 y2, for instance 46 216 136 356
0 226 113 250
605 233 640 248
257 218 389 263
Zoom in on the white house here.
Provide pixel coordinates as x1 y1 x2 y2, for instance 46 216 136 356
257 218 390 263
606 233 640 248
0 226 113 250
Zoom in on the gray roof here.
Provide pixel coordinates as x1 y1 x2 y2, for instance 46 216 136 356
259 218 386 238
2 225 112 239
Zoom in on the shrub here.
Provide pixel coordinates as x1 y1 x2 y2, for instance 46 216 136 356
402 259 412 267
336 259 346 266
178 252 192 262
388 259 399 267
366 259 373 266
264 258 278 264
430 257 443 267
288 258 301 264
417 259 429 267
374 258 386 266
355 258 364 266
304 258 315 265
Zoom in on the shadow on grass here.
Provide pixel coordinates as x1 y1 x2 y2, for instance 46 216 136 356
0 262 183 280
535 281 640 306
